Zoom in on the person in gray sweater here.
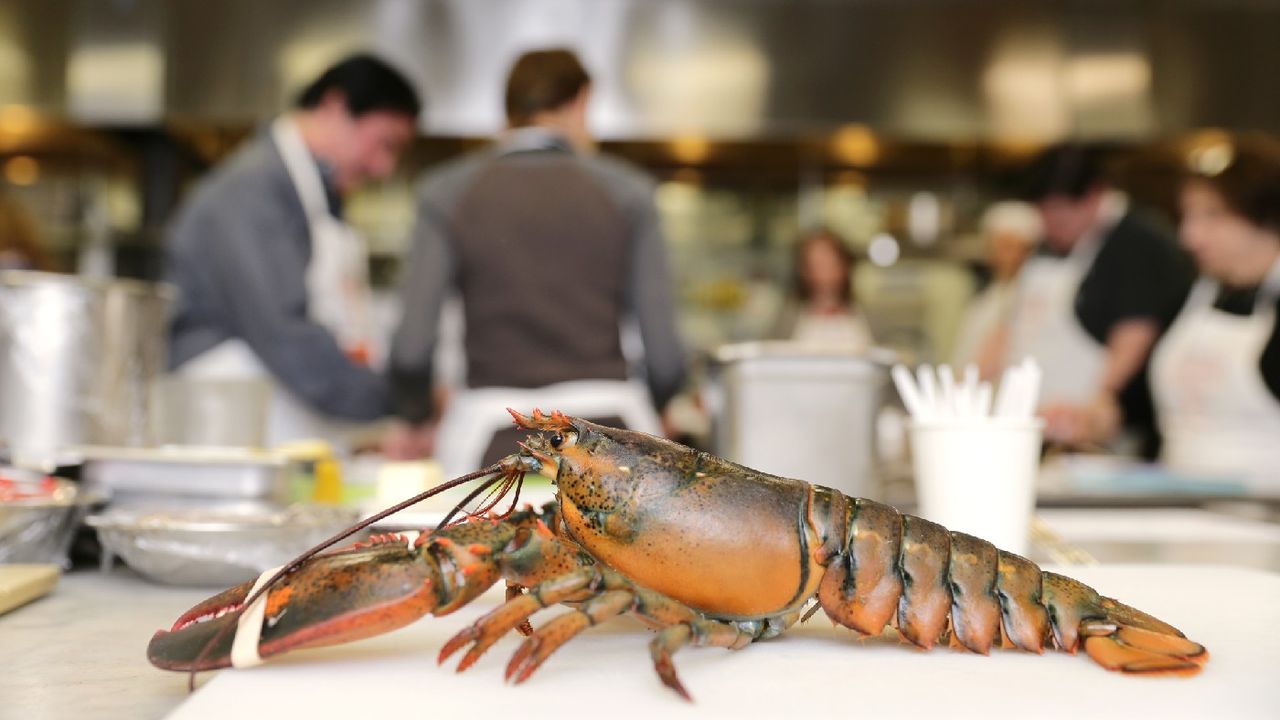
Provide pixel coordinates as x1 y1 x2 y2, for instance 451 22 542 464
167 55 420 438
386 49 686 460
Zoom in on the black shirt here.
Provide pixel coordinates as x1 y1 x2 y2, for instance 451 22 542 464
1072 211 1196 342
1212 285 1280 402
1051 210 1197 457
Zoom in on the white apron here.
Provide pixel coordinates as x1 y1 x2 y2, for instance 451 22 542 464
1151 261 1280 493
434 379 661 479
951 281 1015 368
177 117 377 450
1005 236 1107 406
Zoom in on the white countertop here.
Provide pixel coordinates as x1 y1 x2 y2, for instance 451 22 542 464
0 569 213 720
1036 507 1280 572
163 565 1279 720
3 565 1264 720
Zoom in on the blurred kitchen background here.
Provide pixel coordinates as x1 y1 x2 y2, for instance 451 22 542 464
5 0 1276 363
5 8 1280 713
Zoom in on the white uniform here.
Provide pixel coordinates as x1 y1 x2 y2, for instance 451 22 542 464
1005 193 1128 406
177 117 377 450
952 281 1016 368
1151 259 1280 493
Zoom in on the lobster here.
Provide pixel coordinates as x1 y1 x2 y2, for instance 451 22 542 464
147 410 1207 700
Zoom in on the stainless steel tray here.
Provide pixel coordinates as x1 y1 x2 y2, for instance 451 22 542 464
79 445 290 504
87 504 362 586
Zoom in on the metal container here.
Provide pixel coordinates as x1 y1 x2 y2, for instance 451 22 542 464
87 504 362 586
0 469 103 566
707 342 894 499
0 271 174 468
79 445 291 510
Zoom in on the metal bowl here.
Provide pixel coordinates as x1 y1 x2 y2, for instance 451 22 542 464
87 504 363 587
0 469 100 566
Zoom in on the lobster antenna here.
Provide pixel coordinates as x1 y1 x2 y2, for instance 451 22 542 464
435 468 522 529
185 462 505 691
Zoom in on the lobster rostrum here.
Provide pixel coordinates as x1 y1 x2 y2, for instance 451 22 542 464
148 409 1208 699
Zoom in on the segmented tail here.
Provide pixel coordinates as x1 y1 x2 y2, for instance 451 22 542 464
815 498 1207 675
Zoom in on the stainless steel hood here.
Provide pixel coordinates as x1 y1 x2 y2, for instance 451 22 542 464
3 0 1279 140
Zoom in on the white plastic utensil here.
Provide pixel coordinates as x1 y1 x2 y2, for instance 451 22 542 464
917 365 940 418
894 359 1040 422
938 364 956 417
891 364 926 419
975 381 993 418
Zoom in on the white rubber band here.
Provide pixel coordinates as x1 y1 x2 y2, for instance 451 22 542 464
231 565 285 669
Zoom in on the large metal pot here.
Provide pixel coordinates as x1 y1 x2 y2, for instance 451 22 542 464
707 342 894 499
0 271 173 467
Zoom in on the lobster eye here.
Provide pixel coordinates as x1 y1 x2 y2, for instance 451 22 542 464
548 429 576 450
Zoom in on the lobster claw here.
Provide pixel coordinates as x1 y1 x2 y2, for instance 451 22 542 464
148 538 445 672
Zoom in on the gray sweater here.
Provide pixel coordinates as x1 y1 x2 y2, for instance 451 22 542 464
165 130 391 421
390 130 686 424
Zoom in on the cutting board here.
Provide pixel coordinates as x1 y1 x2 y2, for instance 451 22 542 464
0 564 59 615
165 565 1280 720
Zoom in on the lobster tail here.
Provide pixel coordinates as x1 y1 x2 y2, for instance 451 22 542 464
814 498 1205 676
1041 573 1208 675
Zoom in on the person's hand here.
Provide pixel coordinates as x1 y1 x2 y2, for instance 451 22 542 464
1041 394 1121 449
380 421 436 460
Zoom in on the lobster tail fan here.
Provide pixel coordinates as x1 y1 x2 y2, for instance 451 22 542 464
1042 573 1207 676
1079 596 1208 675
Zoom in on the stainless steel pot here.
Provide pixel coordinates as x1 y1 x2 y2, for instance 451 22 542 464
0 271 173 468
707 342 894 499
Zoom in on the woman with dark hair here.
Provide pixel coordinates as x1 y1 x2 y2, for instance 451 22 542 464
774 228 874 351
1149 134 1280 492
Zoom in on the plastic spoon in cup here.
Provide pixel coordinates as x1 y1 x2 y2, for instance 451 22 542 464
975 381 993 418
891 364 926 419
994 365 1021 418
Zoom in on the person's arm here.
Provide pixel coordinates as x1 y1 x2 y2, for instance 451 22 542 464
1099 318 1161 395
1055 318 1161 445
623 184 687 410
198 203 390 421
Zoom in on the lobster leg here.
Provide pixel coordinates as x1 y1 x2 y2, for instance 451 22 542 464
506 589 637 683
438 567 598 671
438 561 772 701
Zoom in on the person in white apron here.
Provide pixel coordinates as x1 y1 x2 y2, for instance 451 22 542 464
1152 137 1280 493
952 201 1041 379
1006 144 1194 456
167 55 420 450
386 49 685 472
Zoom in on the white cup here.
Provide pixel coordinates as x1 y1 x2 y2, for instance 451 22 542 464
909 417 1043 555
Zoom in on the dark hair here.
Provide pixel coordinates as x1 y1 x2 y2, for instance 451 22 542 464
296 53 421 118
505 49 591 126
1022 143 1108 201
793 228 856 305
1186 133 1280 234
